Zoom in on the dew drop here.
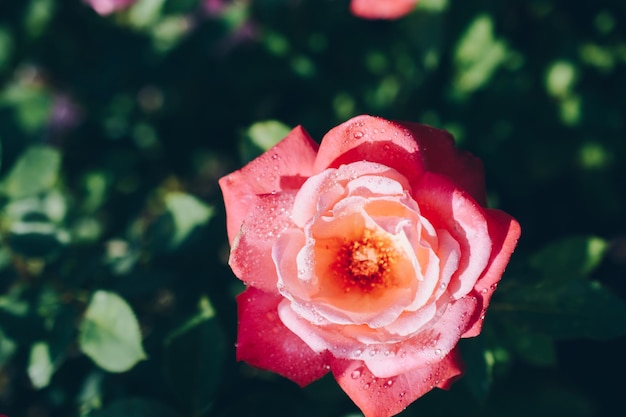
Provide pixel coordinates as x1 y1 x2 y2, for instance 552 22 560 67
354 349 363 357
351 368 362 379
399 391 406 398
363 382 371 389
435 348 442 356
353 131 364 139
383 144 391 151
369 348 379 357
384 379 394 388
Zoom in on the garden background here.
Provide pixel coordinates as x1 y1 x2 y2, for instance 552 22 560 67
1 0 626 416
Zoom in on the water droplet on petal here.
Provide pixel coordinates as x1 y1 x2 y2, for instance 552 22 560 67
354 349 363 357
353 131 364 139
363 382 371 389
435 348 442 356
351 368 363 379
384 379 394 388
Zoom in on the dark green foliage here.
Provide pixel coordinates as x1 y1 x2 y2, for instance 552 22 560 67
1 1 626 417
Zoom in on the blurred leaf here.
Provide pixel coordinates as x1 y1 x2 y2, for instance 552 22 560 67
128 0 167 28
0 25 13 72
164 191 214 249
504 326 557 367
459 335 493 403
49 304 79 363
453 14 507 96
25 0 55 38
0 328 17 367
79 290 147 373
529 236 608 280
27 341 54 389
240 120 291 163
94 398 182 417
494 280 626 340
164 296 226 415
0 83 53 133
7 220 69 258
1 145 61 199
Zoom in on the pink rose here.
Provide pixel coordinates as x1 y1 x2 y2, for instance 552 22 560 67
220 115 520 417
83 0 136 15
350 0 418 19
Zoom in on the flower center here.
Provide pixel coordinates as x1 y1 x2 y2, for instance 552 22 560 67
335 230 396 293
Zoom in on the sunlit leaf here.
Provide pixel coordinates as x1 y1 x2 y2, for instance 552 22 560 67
453 14 507 96
240 120 291 163
79 291 147 373
164 191 214 248
1 145 61 199
529 236 608 280
28 341 54 389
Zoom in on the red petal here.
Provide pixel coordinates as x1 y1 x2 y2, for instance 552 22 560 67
219 126 318 243
398 121 487 206
236 287 330 387
462 209 521 337
350 0 418 20
331 348 463 417
314 115 426 184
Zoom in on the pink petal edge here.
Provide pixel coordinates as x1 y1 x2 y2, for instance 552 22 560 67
219 125 319 243
331 348 463 417
462 208 521 337
314 115 426 184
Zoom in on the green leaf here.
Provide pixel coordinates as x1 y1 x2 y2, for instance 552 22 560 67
27 341 54 389
240 120 291 163
0 328 17 368
493 280 626 340
164 191 214 249
504 326 557 367
94 398 182 417
78 290 147 373
529 236 608 280
453 14 508 96
1 145 61 199
164 296 226 415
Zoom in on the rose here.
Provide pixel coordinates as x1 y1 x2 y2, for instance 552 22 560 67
83 0 136 15
220 115 520 417
350 0 419 20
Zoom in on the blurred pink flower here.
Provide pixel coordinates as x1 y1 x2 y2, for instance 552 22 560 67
84 0 136 15
351 0 418 19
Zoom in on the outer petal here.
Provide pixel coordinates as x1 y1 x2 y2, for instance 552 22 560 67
230 192 296 293
314 115 426 184
462 209 521 337
350 0 418 20
413 172 492 299
219 126 319 242
236 287 330 387
331 348 463 417
397 121 487 206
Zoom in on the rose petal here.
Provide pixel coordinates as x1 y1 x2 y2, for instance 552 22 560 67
229 192 296 293
350 0 418 20
331 348 463 417
236 287 330 387
363 295 477 378
462 209 521 337
314 115 426 183
413 172 492 299
219 126 318 242
399 121 488 206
